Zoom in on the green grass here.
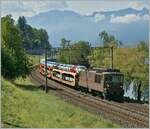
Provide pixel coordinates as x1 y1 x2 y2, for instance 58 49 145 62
29 54 44 65
2 77 120 128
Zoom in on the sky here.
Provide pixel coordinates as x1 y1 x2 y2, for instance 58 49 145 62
1 0 149 20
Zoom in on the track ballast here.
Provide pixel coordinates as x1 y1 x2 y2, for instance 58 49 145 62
30 69 149 128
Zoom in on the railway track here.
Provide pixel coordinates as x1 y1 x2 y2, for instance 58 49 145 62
31 69 149 117
30 69 149 128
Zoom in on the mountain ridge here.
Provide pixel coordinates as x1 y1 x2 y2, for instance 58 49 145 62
91 7 149 16
27 7 149 47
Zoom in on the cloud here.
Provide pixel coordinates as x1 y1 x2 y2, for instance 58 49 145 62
65 0 149 15
94 14 105 23
1 0 67 19
1 0 149 19
21 1 67 13
129 1 149 10
110 14 149 24
1 1 28 14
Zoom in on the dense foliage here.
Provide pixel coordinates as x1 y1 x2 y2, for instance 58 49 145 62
1 15 50 79
58 39 91 67
17 16 51 54
2 15 31 78
99 30 122 48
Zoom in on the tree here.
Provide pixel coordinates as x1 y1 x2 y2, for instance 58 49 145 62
113 42 148 101
134 41 148 101
99 30 122 48
71 41 91 67
89 47 111 68
17 16 30 50
60 38 70 49
89 31 123 69
89 31 120 68
17 16 51 53
58 40 91 67
1 15 32 79
17 16 27 32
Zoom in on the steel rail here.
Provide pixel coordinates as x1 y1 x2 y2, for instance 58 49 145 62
30 70 149 128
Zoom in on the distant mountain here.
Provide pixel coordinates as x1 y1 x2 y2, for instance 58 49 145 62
27 8 149 47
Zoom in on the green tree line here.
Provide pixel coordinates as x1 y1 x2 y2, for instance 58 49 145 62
58 38 91 67
17 16 51 53
1 15 50 79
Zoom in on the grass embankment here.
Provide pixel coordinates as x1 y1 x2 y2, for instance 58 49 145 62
2 77 119 128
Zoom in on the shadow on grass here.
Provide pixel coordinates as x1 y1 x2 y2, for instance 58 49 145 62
3 121 27 128
12 81 58 92
12 81 44 92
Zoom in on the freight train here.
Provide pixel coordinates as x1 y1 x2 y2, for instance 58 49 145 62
39 59 124 100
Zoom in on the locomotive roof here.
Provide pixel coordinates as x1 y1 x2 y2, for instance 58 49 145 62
102 72 123 75
93 68 120 73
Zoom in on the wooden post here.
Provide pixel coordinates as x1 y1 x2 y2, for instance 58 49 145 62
45 43 48 93
110 46 113 69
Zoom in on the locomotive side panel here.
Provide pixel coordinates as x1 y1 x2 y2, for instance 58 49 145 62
87 71 98 91
78 71 88 88
87 72 104 92
78 71 104 92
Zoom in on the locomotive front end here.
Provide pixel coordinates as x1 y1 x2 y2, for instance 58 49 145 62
103 72 124 100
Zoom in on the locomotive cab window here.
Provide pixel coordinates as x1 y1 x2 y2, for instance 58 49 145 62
95 74 101 83
104 74 123 86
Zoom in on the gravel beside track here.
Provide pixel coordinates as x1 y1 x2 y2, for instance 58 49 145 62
30 69 149 128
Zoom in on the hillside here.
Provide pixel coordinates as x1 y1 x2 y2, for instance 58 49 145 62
2 77 119 128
